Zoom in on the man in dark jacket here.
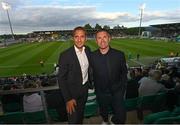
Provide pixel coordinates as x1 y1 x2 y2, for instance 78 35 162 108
58 26 91 124
91 29 128 124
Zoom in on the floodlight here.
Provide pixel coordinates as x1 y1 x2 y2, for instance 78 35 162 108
1 1 14 41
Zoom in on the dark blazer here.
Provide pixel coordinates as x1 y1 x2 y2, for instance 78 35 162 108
91 47 127 97
58 46 91 103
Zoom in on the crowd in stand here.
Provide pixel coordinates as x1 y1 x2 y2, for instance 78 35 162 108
0 73 68 120
0 74 57 91
126 63 180 99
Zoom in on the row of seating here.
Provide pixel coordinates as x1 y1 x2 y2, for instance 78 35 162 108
129 92 168 109
1 91 177 123
0 109 59 124
154 115 180 124
144 107 180 123
143 89 180 124
84 91 168 120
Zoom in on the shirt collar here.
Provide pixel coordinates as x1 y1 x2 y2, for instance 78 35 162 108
74 45 85 53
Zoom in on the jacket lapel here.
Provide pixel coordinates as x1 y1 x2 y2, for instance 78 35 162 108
85 46 91 61
71 46 82 77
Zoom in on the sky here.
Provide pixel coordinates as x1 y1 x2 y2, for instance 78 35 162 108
0 0 180 34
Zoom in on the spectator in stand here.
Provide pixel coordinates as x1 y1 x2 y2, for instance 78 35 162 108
126 69 139 99
168 66 179 88
23 81 43 112
134 68 143 84
142 67 150 77
161 68 173 89
138 70 166 96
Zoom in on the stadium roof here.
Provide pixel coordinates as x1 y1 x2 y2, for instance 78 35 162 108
150 23 180 31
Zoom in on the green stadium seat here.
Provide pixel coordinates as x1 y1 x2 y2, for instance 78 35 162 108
3 102 22 113
23 110 46 124
137 94 156 120
171 106 180 116
143 110 171 124
152 92 167 112
144 106 180 124
125 97 139 124
0 109 63 124
48 109 61 122
125 97 138 111
178 94 180 106
137 92 166 120
137 94 156 108
154 115 180 124
137 92 167 120
0 111 24 124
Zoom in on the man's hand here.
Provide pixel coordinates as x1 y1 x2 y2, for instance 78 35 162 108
66 99 77 115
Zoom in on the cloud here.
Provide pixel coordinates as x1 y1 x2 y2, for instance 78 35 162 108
143 9 180 22
0 2 179 34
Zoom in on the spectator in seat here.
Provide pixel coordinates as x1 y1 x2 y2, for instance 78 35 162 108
23 81 43 112
138 70 166 96
126 69 139 99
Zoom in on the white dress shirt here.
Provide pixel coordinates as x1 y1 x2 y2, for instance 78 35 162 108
74 45 89 85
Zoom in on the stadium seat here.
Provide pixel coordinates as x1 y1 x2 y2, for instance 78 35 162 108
125 97 140 124
23 110 46 124
137 92 167 120
152 92 167 112
143 110 171 124
143 106 180 124
3 102 22 113
178 94 180 106
154 115 180 124
48 109 61 122
0 111 24 124
137 94 156 108
137 94 156 120
125 97 138 111
171 106 180 116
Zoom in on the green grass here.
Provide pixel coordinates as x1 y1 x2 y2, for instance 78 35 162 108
0 38 180 77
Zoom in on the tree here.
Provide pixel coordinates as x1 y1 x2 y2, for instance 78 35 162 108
103 25 110 30
84 23 92 30
113 25 121 29
94 23 102 30
124 27 141 35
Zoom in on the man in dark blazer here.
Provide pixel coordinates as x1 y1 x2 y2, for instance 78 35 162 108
91 29 128 124
58 26 91 124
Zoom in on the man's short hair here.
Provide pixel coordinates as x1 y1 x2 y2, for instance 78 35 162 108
95 29 111 38
149 70 162 80
72 26 86 36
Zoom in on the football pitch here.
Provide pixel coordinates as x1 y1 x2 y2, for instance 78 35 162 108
0 38 180 77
